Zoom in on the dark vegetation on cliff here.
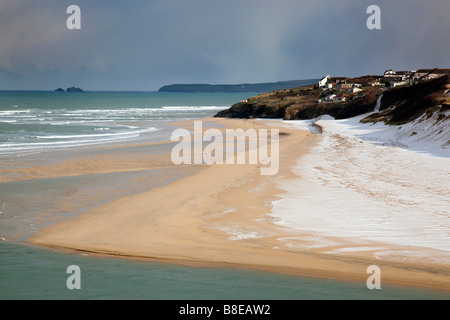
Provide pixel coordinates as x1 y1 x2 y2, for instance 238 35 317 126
214 75 450 125
214 84 381 120
361 75 450 125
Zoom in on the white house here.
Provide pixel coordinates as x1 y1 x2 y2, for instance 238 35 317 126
322 94 336 102
392 81 410 87
383 69 411 81
414 69 434 80
319 75 330 89
350 87 362 93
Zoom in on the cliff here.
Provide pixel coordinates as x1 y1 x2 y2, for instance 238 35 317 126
361 75 449 125
214 84 381 120
158 79 319 93
66 86 84 92
214 75 450 126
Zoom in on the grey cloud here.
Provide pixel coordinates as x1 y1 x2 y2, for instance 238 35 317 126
0 0 449 90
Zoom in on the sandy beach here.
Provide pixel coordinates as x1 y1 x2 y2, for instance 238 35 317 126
22 116 450 292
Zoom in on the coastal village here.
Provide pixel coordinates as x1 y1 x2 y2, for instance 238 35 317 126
217 67 450 121
317 68 450 103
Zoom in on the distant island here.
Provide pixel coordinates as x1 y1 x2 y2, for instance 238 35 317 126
54 86 84 92
158 79 319 93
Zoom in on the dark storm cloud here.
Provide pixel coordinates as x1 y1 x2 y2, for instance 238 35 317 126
0 0 449 90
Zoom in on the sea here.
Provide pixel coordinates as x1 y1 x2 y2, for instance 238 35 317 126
0 90 449 300
0 91 247 156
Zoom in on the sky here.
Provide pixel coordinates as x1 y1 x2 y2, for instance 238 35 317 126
0 0 449 91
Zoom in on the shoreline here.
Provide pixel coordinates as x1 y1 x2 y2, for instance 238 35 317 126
27 240 450 294
25 117 450 293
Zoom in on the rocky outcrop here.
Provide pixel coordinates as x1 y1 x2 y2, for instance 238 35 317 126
66 86 84 92
215 75 450 126
361 75 449 125
215 85 381 120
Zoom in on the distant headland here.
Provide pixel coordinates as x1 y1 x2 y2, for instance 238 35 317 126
55 85 84 92
158 79 319 93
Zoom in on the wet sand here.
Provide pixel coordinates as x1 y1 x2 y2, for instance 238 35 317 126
23 118 450 292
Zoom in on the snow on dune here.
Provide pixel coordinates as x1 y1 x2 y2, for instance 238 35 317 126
268 110 450 264
335 108 450 158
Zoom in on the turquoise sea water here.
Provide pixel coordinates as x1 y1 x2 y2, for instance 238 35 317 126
0 166 201 242
1 241 449 300
0 91 252 156
1 91 449 300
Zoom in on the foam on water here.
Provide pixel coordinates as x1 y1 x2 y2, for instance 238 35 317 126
0 91 249 157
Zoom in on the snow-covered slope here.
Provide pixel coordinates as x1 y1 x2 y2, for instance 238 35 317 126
265 108 449 264
321 106 449 157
